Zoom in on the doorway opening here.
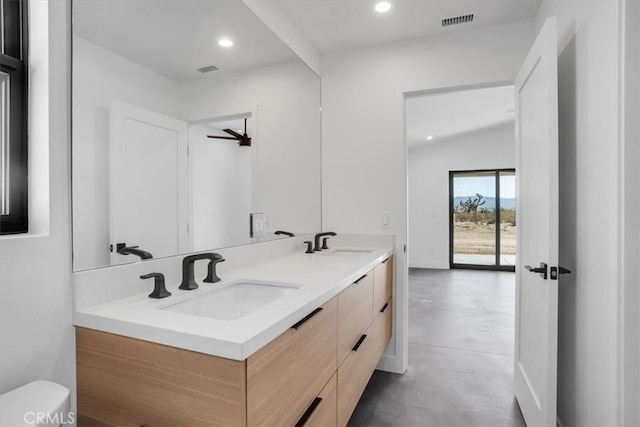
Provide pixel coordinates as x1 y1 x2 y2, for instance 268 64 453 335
401 83 523 425
449 168 516 271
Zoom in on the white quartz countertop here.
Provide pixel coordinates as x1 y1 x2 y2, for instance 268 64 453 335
73 246 393 360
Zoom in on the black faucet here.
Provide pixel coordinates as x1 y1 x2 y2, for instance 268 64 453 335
116 243 153 260
321 237 330 250
274 230 295 237
179 253 225 290
140 272 171 299
314 232 337 251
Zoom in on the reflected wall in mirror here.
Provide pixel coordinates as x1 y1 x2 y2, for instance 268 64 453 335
72 0 321 271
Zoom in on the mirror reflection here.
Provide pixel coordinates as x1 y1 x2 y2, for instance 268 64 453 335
72 0 321 271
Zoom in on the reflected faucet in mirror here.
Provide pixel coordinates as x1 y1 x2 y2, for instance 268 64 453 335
116 243 153 260
274 231 295 237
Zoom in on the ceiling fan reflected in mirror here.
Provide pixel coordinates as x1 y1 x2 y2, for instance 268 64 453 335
207 117 252 147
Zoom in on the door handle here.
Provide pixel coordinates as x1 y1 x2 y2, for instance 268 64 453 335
558 266 571 274
524 262 548 280
550 266 571 280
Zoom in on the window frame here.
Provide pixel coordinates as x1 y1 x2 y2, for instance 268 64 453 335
1 0 29 234
449 168 516 272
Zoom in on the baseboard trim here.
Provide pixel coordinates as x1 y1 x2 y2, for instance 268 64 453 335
408 262 450 269
375 354 400 373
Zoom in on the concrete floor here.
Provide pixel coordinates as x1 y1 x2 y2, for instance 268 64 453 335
348 268 526 426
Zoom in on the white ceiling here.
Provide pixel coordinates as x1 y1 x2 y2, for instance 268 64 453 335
74 0 532 139
73 0 296 82
405 85 515 149
276 0 542 53
73 0 542 82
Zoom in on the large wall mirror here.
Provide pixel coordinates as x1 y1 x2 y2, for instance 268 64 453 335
72 0 321 271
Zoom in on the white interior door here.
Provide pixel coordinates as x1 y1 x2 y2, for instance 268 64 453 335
110 100 188 263
514 17 560 427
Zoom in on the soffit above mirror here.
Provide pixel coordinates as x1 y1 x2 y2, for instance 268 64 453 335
73 0 297 82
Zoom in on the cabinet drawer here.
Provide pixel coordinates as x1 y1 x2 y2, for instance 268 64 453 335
247 297 337 427
296 373 337 427
76 327 247 427
371 297 393 369
337 299 392 427
373 257 392 312
338 272 374 364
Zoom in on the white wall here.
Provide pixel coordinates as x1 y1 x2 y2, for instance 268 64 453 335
189 123 252 251
408 123 515 269
0 0 76 409
321 19 536 372
535 2 626 425
177 59 322 236
72 36 179 270
622 0 639 425
28 0 50 236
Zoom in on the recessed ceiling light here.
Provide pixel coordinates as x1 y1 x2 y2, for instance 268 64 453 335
218 38 233 47
375 2 391 13
426 135 433 140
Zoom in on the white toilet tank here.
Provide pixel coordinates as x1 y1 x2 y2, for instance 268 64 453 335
0 381 72 427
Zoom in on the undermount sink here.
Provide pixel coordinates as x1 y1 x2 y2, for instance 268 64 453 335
161 280 301 320
321 249 374 257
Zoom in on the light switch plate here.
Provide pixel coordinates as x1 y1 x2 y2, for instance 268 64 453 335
381 211 390 229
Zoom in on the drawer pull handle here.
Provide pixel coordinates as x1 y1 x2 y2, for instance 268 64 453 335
295 397 323 427
380 302 389 313
291 307 323 330
352 334 367 352
383 258 390 264
354 274 368 284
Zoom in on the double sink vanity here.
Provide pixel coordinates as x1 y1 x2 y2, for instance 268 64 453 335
73 235 394 426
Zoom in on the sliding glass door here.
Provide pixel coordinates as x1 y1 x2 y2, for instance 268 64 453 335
449 169 516 271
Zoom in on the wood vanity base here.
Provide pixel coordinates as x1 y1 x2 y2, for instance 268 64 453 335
76 256 393 427
76 327 247 426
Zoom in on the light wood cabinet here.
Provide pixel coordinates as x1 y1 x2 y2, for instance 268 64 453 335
371 298 393 367
76 258 392 427
247 298 337 426
337 298 392 426
337 272 374 365
301 373 337 427
373 256 393 312
76 327 247 427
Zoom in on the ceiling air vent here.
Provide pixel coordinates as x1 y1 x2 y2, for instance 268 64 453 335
441 13 474 27
197 65 219 74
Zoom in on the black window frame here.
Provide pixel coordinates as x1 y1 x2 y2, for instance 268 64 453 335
449 168 516 272
1 0 29 234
